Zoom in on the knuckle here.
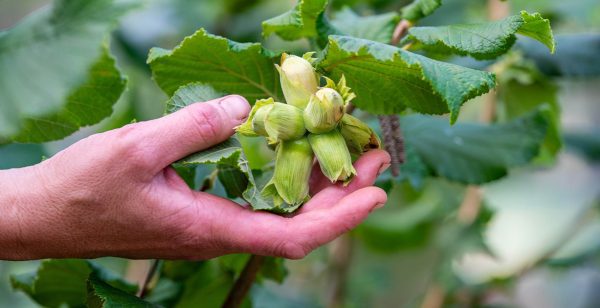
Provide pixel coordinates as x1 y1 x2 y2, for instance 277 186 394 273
186 104 224 144
112 123 155 170
273 240 309 260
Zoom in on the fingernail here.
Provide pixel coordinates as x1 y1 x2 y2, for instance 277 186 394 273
218 95 250 122
374 203 385 209
378 163 391 175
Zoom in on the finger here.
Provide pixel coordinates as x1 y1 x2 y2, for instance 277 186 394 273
302 149 390 213
116 95 250 173
245 187 387 259
309 149 390 195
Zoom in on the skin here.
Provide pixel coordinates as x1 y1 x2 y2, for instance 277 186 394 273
0 95 390 261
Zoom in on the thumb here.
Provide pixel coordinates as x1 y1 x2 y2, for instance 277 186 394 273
127 95 250 172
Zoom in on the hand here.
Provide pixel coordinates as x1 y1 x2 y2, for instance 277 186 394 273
0 95 390 260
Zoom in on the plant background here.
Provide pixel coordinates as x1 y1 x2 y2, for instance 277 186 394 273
0 0 599 307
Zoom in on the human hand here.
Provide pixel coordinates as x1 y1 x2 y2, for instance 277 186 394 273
0 95 390 260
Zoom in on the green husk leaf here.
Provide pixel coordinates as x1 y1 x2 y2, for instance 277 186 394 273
264 103 306 144
277 53 319 109
236 97 276 137
262 138 314 211
308 129 356 184
303 88 344 134
339 114 381 155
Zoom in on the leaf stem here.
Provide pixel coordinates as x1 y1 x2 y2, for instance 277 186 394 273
222 255 266 308
391 19 413 46
137 259 160 298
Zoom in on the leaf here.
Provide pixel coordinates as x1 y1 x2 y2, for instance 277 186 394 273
173 262 235 308
401 108 549 184
405 11 555 60
401 0 442 21
328 8 400 43
565 130 600 161
87 275 157 308
318 35 495 123
148 28 283 102
10 259 137 308
166 82 226 114
0 143 46 168
519 33 600 77
0 0 137 142
9 47 127 142
356 179 465 253
262 0 328 41
166 84 279 212
496 53 561 164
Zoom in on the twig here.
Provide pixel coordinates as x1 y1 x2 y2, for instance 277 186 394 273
378 115 401 176
389 115 405 165
421 283 445 308
222 255 266 308
138 259 160 298
391 19 412 45
326 235 353 308
457 186 482 225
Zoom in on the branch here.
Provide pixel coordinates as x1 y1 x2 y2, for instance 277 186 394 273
222 255 266 308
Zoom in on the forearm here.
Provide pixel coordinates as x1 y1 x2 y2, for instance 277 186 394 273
0 166 38 259
0 164 69 260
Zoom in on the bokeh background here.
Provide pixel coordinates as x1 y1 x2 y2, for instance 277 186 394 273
1 0 599 307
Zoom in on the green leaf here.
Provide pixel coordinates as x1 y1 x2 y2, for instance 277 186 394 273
520 34 600 77
565 130 600 161
318 36 495 123
0 0 137 142
357 179 465 253
401 0 442 21
87 275 157 308
10 259 136 308
328 8 400 43
9 47 127 142
496 53 561 164
174 262 235 308
148 28 283 102
166 82 226 114
405 11 555 60
262 0 328 41
401 108 549 184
